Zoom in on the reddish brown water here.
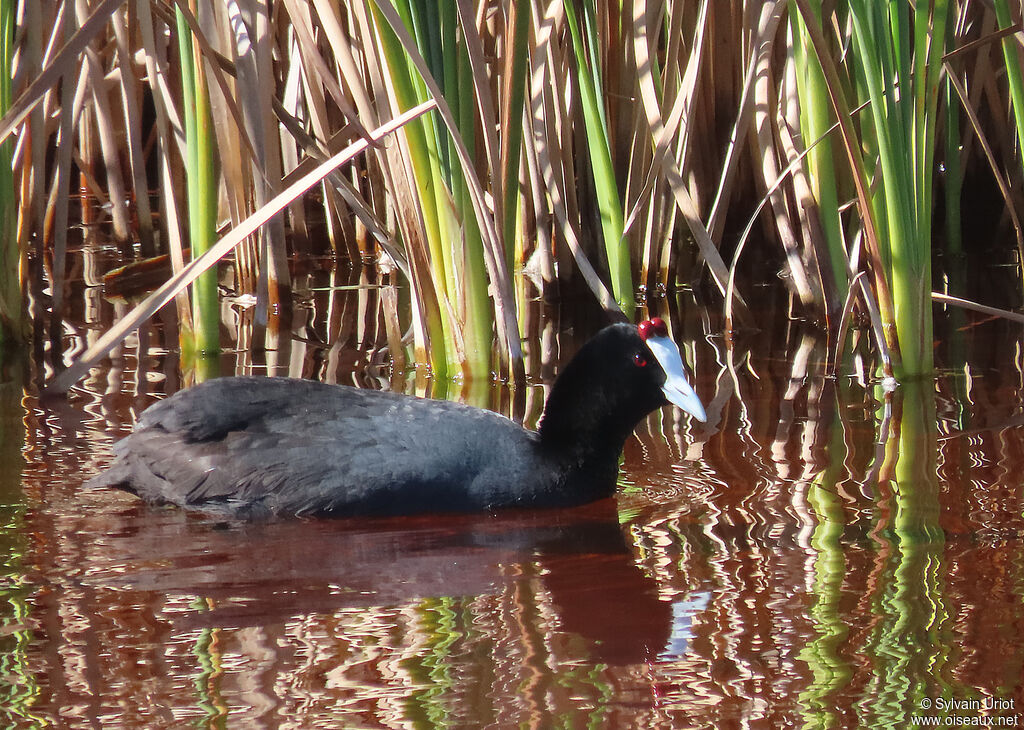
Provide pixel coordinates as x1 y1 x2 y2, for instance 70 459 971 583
2 268 1024 728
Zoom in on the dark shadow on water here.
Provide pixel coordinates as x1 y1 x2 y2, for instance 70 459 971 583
85 499 676 667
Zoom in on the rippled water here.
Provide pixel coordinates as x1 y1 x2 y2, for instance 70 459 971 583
2 268 1023 728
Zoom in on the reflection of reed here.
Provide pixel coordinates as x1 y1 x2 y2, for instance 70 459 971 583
0 360 43 729
622 324 1024 725
797 375 852 730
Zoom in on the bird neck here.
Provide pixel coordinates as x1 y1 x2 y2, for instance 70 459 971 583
537 377 638 468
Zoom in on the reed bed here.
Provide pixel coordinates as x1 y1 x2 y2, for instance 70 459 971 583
0 1 1022 384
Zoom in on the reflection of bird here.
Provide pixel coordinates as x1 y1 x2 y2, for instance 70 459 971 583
89 319 705 519
93 502 676 666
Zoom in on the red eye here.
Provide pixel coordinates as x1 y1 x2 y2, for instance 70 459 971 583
633 352 647 367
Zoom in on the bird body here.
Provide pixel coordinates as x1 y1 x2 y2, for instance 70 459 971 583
90 320 706 519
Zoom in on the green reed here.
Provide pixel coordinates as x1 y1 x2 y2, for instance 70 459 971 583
563 0 633 319
993 0 1024 187
793 1 949 377
9 2 1024 387
849 1 949 377
368 0 497 378
0 0 18 347
176 6 220 361
789 4 847 302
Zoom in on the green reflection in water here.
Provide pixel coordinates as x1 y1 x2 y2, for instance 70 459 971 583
403 596 463 728
861 380 956 727
797 379 972 727
399 567 618 728
191 598 228 729
0 359 43 727
799 381 852 730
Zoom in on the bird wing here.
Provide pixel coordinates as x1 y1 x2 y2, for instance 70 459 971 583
94 378 534 518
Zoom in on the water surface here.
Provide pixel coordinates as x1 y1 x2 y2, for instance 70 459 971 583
1 269 1023 728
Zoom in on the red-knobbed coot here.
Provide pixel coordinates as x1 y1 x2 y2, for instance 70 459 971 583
89 319 706 518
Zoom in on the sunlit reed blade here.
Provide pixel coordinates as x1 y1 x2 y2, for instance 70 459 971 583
136 0 191 329
46 16 77 336
930 292 1024 325
627 1 746 317
789 2 846 304
498 1 530 275
561 0 632 318
0 0 18 345
992 0 1024 216
175 3 220 362
854 1 949 376
369 0 523 379
8 0 1024 397
110 6 155 256
790 0 898 373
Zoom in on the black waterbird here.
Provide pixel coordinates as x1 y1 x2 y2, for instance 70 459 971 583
89 319 706 518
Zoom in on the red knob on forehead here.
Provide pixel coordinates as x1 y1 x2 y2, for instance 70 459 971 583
637 317 668 340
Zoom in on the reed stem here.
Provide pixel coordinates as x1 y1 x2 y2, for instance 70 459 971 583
176 6 220 361
0 0 19 347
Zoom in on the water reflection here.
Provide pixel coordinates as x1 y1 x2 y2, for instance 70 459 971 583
2 266 1023 727
0 353 37 728
84 504 672 658
55 500 691 726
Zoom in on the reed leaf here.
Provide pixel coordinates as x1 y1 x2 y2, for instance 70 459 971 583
176 4 220 360
111 6 155 256
136 0 191 327
991 3 1024 149
367 0 457 375
628 0 744 314
368 0 527 378
847 0 948 377
791 0 897 369
562 0 632 318
499 2 531 274
789 2 846 306
0 0 123 145
0 0 18 345
48 9 81 328
527 6 617 311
